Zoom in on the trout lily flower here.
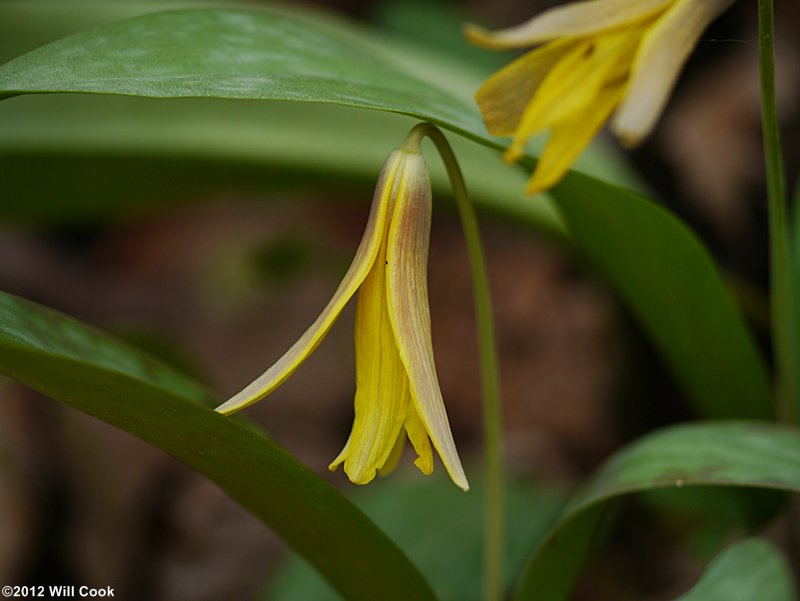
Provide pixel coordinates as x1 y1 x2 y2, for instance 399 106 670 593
465 0 734 194
215 147 469 491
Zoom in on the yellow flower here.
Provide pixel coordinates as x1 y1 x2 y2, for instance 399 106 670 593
215 148 469 491
465 0 734 194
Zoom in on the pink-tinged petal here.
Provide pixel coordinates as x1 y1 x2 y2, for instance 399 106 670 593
475 39 575 137
215 151 404 415
386 152 469 492
612 0 735 145
329 194 411 483
464 0 671 50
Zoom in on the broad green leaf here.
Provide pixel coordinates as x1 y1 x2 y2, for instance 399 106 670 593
0 0 643 192
268 477 564 601
514 422 800 601
551 172 772 420
0 1 565 231
0 94 563 232
0 6 770 417
672 538 795 601
0 7 485 137
0 290 439 601
0 0 642 195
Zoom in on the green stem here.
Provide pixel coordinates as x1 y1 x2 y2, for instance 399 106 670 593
758 0 796 421
404 123 505 601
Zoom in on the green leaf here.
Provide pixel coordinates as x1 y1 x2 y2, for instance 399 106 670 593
514 422 800 601
0 4 770 417
0 1 643 192
0 2 570 231
0 7 485 137
268 477 564 601
0 94 563 233
0 290 439 601
551 172 772 419
672 538 796 601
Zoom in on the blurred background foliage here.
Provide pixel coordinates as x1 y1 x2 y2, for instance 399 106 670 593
1 0 800 600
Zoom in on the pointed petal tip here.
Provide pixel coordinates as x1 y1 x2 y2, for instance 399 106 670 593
443 460 470 492
618 132 646 150
502 146 523 164
328 448 346 473
463 23 501 49
523 159 568 195
411 452 468 490
214 397 248 416
610 112 652 148
524 183 546 197
524 172 556 196
613 0 735 151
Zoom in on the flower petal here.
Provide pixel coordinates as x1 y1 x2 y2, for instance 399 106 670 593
506 27 641 162
464 0 671 50
525 81 627 194
611 0 735 145
404 404 434 475
377 430 406 476
475 39 575 137
386 152 469 492
215 150 404 415
329 199 411 484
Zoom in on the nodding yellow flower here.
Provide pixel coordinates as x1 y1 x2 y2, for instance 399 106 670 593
465 0 734 194
215 148 469 492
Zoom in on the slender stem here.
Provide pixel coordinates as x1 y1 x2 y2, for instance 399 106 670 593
758 0 796 421
404 123 505 601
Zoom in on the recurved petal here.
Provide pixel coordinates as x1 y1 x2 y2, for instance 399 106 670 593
386 152 469 492
464 0 671 50
329 215 410 484
611 0 735 145
215 150 404 415
475 39 574 137
525 81 627 194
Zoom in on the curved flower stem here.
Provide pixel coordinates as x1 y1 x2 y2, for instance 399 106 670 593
758 0 797 421
403 123 505 601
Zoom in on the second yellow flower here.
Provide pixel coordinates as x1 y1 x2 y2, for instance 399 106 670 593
466 0 734 194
